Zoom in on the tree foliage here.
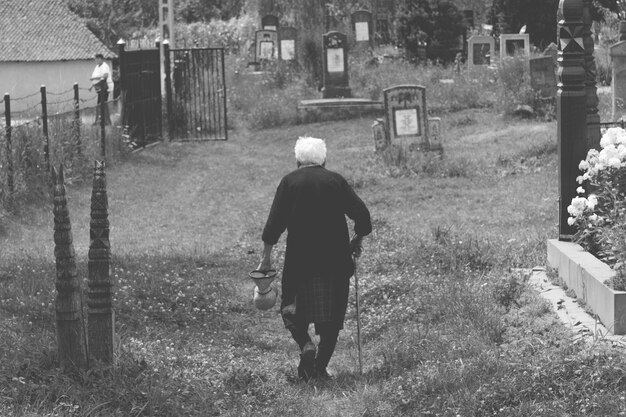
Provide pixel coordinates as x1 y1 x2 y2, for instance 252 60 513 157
68 0 244 47
489 0 621 50
395 0 466 62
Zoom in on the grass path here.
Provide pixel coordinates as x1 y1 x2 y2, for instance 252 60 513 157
1 112 571 416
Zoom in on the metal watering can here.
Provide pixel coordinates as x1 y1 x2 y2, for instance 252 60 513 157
248 269 278 310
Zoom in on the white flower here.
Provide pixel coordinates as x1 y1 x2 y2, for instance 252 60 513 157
568 196 588 217
600 127 626 148
587 194 598 210
579 160 590 171
577 186 585 194
577 175 585 184
589 213 598 222
568 217 576 226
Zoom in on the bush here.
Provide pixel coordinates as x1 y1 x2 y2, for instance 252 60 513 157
568 127 626 290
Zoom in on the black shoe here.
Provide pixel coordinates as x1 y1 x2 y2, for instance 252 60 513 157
315 368 333 381
297 341 316 381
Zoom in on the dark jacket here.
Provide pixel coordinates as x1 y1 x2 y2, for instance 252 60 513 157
262 165 372 306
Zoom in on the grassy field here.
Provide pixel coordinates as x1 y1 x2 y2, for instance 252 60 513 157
1 106 626 416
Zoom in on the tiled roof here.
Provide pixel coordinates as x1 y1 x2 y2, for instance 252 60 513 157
0 0 116 62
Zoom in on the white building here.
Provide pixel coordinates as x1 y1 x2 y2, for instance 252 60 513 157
0 0 116 116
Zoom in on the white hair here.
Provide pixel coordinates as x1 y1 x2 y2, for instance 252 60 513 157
294 136 326 166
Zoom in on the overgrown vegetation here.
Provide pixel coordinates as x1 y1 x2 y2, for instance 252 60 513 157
3 88 626 415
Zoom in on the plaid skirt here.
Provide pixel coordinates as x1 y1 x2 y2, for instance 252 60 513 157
286 276 350 331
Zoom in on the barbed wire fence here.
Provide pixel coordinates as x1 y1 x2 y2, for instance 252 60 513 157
1 82 131 207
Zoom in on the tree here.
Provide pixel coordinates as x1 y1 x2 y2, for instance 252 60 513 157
489 0 620 50
395 0 466 62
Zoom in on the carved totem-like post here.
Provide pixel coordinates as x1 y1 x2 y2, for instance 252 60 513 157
52 165 88 368
582 0 601 150
87 161 114 364
558 0 588 240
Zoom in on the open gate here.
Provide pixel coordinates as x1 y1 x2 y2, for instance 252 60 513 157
119 46 162 147
166 47 228 141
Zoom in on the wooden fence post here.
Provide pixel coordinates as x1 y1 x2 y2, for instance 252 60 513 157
117 39 126 130
164 40 173 142
52 165 88 368
557 0 588 240
100 99 106 161
87 160 114 364
4 93 14 195
73 83 82 156
41 85 50 174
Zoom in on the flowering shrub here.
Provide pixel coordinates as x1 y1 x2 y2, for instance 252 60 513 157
568 127 626 290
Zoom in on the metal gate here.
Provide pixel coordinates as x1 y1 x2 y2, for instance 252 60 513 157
166 47 228 141
119 47 162 147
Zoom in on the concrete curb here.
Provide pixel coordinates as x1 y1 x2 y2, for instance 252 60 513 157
528 266 626 347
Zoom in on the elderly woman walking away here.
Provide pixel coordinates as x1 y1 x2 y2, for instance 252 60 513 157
258 136 372 381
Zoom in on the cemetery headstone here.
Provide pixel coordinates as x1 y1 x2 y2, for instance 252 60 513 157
322 31 352 98
374 0 392 44
499 33 530 58
372 119 390 152
351 10 373 48
610 39 626 120
279 26 297 61
261 14 279 31
383 85 428 148
427 117 443 151
255 30 278 62
530 56 557 98
467 35 495 70
544 42 558 66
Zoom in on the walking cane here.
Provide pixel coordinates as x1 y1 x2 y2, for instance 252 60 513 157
353 254 363 375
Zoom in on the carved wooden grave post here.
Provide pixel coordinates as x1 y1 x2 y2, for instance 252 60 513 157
87 161 114 364
557 0 588 240
582 0 600 149
52 165 88 368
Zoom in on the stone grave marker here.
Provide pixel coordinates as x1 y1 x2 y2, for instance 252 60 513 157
383 85 428 147
322 31 352 98
255 30 278 62
544 42 558 66
374 0 392 44
499 33 530 58
351 10 373 48
427 117 442 151
610 40 626 120
279 26 297 61
467 35 495 70
261 14 279 31
530 56 557 98
372 118 390 152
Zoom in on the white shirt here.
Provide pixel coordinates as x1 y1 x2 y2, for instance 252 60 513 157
92 62 114 92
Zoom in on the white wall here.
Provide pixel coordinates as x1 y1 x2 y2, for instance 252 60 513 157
0 60 113 116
